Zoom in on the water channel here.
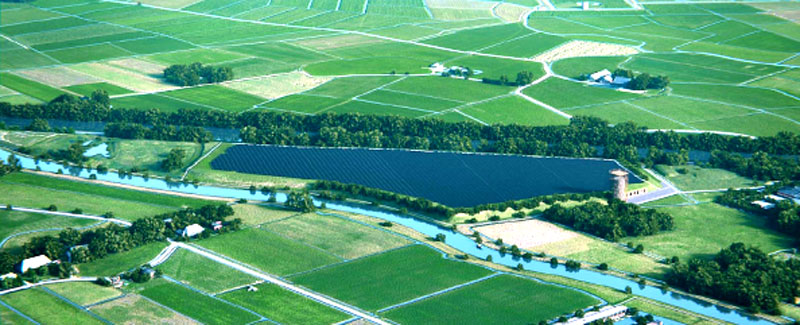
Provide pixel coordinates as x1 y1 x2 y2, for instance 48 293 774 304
0 148 773 324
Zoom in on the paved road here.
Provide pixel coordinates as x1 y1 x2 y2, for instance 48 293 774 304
171 242 391 325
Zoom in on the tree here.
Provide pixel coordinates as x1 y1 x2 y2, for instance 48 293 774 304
26 118 50 132
613 69 634 79
625 286 633 294
163 63 234 86
160 148 186 171
515 71 534 86
633 244 644 254
434 233 446 242
598 262 609 271
285 191 316 212
628 73 651 90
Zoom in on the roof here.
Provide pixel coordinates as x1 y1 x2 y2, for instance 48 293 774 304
766 194 786 201
19 255 52 272
181 224 205 237
567 305 628 324
752 200 775 209
590 69 611 81
777 187 800 198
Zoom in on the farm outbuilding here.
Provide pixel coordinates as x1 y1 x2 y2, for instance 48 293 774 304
17 255 52 273
178 224 205 237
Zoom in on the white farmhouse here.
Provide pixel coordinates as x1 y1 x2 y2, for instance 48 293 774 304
178 224 205 237
17 255 52 273
589 69 613 83
429 62 446 74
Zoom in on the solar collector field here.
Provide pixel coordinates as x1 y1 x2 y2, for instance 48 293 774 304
210 145 642 207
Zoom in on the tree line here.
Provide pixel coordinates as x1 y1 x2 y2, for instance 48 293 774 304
715 186 800 238
0 204 240 281
104 122 212 143
541 200 674 241
709 150 799 181
667 243 800 315
163 62 233 86
481 71 535 86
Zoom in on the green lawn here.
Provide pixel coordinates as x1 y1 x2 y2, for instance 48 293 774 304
460 95 570 126
0 289 105 325
64 82 133 97
90 294 195 324
654 164 756 191
0 209 96 242
232 204 301 226
197 228 342 276
523 77 639 109
264 212 411 259
139 279 260 325
220 283 351 325
0 303 32 324
383 275 598 325
77 242 168 276
45 282 122 306
0 73 66 101
160 85 266 113
628 203 794 261
158 249 257 294
0 172 212 221
291 245 494 311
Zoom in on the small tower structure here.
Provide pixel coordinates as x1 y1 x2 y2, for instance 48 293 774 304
610 169 629 201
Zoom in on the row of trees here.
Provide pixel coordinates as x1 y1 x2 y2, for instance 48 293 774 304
542 200 674 241
2 97 799 156
160 148 186 171
481 71 535 86
163 63 233 86
667 243 800 314
612 69 670 90
0 205 239 275
104 123 212 143
709 150 800 181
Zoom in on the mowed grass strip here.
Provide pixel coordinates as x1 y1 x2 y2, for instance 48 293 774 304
220 283 351 325
0 73 66 101
0 172 213 221
291 245 494 311
0 288 106 325
78 242 168 276
197 228 342 276
140 279 260 325
158 249 258 294
264 213 411 259
654 165 755 191
45 282 121 306
382 275 598 325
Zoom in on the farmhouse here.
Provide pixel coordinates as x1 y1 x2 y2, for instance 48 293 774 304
17 255 52 273
564 305 628 324
589 69 613 83
178 224 205 237
751 200 775 210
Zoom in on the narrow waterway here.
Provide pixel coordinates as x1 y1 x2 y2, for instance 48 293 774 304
0 148 773 324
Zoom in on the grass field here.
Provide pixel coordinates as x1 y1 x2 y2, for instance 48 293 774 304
0 209 97 243
158 249 258 294
291 245 493 311
0 289 105 325
264 212 412 259
654 165 756 191
45 282 122 306
77 242 168 276
0 172 212 221
0 73 66 102
628 202 794 261
220 283 351 325
458 95 570 126
382 274 598 324
160 85 266 113
232 204 299 225
139 279 260 325
64 82 133 97
90 294 197 325
197 227 342 276
0 304 31 325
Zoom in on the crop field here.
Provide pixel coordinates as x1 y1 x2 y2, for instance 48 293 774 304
0 288 106 325
139 279 261 325
382 274 599 324
0 209 97 243
45 282 122 306
0 172 212 221
219 283 351 325
210 145 641 207
159 249 258 294
64 82 133 96
90 294 198 325
264 212 412 259
77 242 168 276
291 245 493 311
197 227 342 276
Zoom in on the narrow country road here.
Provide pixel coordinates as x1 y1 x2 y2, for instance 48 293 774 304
170 242 392 325
0 205 132 227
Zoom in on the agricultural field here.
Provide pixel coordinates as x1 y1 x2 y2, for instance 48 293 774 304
77 242 168 276
0 288 106 325
138 279 261 325
90 294 199 325
210 144 642 207
0 209 97 245
219 284 351 325
290 245 494 311
382 274 599 324
157 249 258 294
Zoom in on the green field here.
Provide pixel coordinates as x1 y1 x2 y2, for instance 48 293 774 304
628 202 794 261
0 209 96 243
0 304 31 325
0 172 212 221
158 249 257 294
654 165 756 191
90 294 196 324
139 279 261 325
383 275 598 324
160 85 266 113
77 242 168 276
0 73 66 102
64 82 133 97
197 227 342 276
220 283 351 324
264 212 411 259
0 289 105 325
45 282 122 306
291 245 494 311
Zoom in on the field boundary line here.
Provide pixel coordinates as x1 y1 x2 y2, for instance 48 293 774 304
671 94 800 125
160 275 276 324
1 16 67 28
0 299 40 324
307 0 314 10
0 221 105 248
376 273 501 313
283 243 421 279
213 280 266 297
335 0 342 11
40 286 113 325
623 101 697 130
0 205 131 226
361 0 369 14
0 278 98 296
182 142 222 181
84 293 128 309
206 0 248 14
